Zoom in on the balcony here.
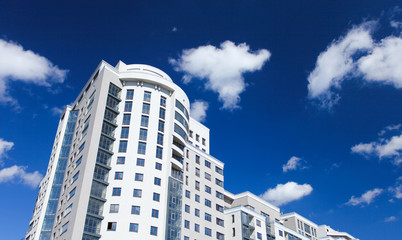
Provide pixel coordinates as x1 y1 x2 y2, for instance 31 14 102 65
171 154 183 170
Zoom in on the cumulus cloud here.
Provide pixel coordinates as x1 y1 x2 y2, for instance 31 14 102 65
379 124 401 136
346 188 383 206
0 38 67 107
307 22 374 107
0 165 42 188
385 216 397 222
0 137 42 188
170 41 271 109
357 36 402 87
282 156 307 172
308 20 402 109
260 181 313 206
352 132 402 165
190 100 209 122
0 138 14 162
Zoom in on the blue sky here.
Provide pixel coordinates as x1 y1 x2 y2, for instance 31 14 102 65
1 0 402 239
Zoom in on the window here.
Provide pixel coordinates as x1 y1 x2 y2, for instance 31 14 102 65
129 223 138 232
135 173 144 181
82 116 90 138
189 130 193 138
205 213 211 222
131 205 141 215
139 128 147 141
156 146 163 159
195 208 200 217
217 232 224 240
107 222 116 231
195 223 200 232
216 204 223 212
137 142 146 154
159 108 165 119
195 155 200 164
68 187 76 199
256 219 261 227
158 120 165 132
216 191 224 200
61 222 68 235
185 190 190 198
126 89 134 100
205 185 211 194
195 194 200 202
195 181 200 190
205 199 211 207
144 91 151 102
121 127 129 138
75 156 82 168
65 204 73 216
155 162 162 170
117 157 125 164
153 192 160 202
205 160 211 168
140 115 149 127
184 237 189 240
232 215 235 223
185 204 190 213
205 172 211 181
133 189 142 198
279 230 283 237
184 220 190 229
142 103 150 114
114 172 123 180
202 138 206 145
154 177 161 186
205 227 212 236
216 218 224 227
136 158 145 166
160 96 166 107
118 141 127 153
87 92 95 113
124 101 132 112
150 226 158 236
196 134 199 141
79 142 85 153
157 133 164 145
112 187 121 196
109 204 119 213
152 209 159 218
195 168 200 177
72 172 79 183
216 178 223 187
215 166 223 175
122 114 131 125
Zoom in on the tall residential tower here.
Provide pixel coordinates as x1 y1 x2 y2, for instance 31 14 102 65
25 61 357 240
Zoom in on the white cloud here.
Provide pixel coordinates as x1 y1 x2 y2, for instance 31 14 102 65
346 188 383 206
0 38 67 106
190 100 209 122
379 124 401 136
388 177 402 200
0 138 14 161
385 216 397 222
51 106 64 116
0 165 42 188
352 132 402 165
307 22 374 107
282 156 306 172
260 182 313 206
358 37 402 87
308 20 402 109
170 41 271 109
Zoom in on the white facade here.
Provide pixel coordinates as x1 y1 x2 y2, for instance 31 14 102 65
25 60 357 240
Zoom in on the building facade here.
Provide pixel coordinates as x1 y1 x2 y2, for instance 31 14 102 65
25 61 357 240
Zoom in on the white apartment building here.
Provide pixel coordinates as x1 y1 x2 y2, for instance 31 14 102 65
25 60 357 240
